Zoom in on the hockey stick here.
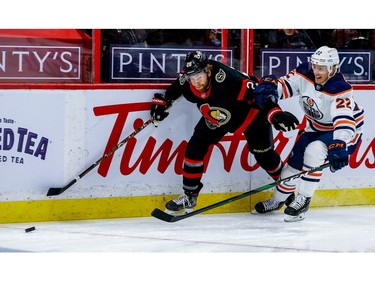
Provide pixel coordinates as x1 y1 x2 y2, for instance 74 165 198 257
46 117 154 196
47 97 180 196
151 162 331 222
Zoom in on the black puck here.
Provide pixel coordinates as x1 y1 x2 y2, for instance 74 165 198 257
25 226 36 233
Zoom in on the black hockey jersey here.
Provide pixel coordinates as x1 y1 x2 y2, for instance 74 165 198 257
165 60 259 132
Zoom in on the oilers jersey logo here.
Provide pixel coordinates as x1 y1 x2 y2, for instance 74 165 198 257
302 96 323 120
200 103 231 129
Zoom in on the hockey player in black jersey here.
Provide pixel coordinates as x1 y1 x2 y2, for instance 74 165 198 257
150 50 299 214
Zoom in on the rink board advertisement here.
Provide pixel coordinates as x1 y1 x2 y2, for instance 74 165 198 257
260 49 372 82
0 91 65 195
0 88 374 222
110 47 233 82
0 45 81 80
0 29 92 83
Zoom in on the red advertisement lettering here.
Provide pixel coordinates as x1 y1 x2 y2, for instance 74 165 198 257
93 102 375 177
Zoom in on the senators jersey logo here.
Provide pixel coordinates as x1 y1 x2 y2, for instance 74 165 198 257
215 69 226 83
200 104 231 129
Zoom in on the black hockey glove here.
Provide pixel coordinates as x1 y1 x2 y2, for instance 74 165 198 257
327 140 349 172
253 75 279 109
151 93 171 125
269 109 299 132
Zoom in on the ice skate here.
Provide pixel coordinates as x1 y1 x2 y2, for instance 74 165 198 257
165 193 197 216
284 193 311 222
253 193 295 214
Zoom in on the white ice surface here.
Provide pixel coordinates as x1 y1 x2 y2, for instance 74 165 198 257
1 206 374 281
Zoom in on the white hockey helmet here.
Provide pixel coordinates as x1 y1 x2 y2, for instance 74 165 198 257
310 46 340 74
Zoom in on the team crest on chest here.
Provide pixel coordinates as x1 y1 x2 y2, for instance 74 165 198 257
200 104 231 129
302 96 323 119
215 69 226 83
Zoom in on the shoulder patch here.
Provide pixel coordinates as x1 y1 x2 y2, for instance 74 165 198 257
179 74 187 85
215 69 226 83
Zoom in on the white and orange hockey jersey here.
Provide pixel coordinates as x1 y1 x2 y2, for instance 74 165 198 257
277 62 364 149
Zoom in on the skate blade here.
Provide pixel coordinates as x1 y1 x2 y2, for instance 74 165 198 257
251 209 271 215
251 210 280 216
251 208 282 215
284 213 305 222
164 208 193 216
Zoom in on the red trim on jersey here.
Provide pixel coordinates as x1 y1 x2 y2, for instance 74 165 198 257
189 83 211 99
237 79 249 100
183 157 204 166
267 107 282 123
234 108 259 135
182 172 203 179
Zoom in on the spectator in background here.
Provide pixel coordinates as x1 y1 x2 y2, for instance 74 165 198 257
331 29 372 49
265 29 315 49
303 29 333 49
144 29 181 46
144 29 206 47
208 29 221 46
100 29 146 82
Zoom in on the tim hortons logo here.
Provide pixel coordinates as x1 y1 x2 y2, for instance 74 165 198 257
93 102 375 177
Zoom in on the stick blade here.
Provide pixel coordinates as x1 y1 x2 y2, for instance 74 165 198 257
151 208 179 223
46 187 65 196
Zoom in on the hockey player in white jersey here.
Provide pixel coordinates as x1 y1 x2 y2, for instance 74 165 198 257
253 46 365 222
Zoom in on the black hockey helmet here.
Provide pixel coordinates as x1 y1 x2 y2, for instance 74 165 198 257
183 50 208 76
